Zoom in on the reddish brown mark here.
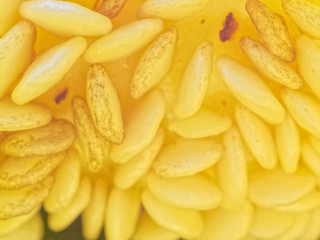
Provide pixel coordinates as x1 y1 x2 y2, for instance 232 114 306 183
219 12 238 42
55 88 68 104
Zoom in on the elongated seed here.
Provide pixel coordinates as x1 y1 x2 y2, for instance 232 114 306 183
0 0 26 36
95 0 127 19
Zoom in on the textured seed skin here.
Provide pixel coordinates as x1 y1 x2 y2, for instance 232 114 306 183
137 0 210 21
0 20 36 98
174 41 213 119
283 0 320 39
72 96 105 172
131 26 178 99
0 176 53 219
246 0 295 62
216 56 285 125
240 36 302 89
301 141 320 179
87 64 124 144
0 152 66 190
0 98 52 132
84 19 163 63
12 36 87 105
20 0 112 37
95 0 128 19
0 119 76 157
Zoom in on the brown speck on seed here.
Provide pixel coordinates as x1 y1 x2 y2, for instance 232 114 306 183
200 19 206 24
219 12 238 42
95 0 128 19
54 88 68 104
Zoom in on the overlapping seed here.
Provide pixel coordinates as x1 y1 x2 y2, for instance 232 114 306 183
95 0 128 19
0 0 26 36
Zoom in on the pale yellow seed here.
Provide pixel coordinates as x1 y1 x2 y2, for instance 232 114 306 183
0 119 76 157
133 212 179 240
44 149 81 214
301 141 320 178
0 152 66 189
0 97 52 131
72 96 105 172
153 138 222 178
105 188 140 240
131 26 178 99
169 108 231 139
300 208 320 240
249 208 294 239
295 35 320 99
111 90 165 164
0 0 26 36
113 129 164 189
87 64 124 144
142 190 204 239
235 105 277 170
20 0 112 37
218 126 248 209
0 206 39 237
137 0 210 21
0 176 53 219
0 20 36 98
48 176 91 232
147 172 222 210
82 179 108 240
197 202 253 240
216 56 285 124
281 88 320 139
12 36 87 105
84 18 163 63
248 168 316 207
282 0 320 39
275 113 300 173
246 0 295 62
174 41 213 119
240 36 302 89
95 0 128 19
309 134 320 156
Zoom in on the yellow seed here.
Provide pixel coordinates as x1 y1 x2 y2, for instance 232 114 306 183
273 191 320 213
95 0 128 19
218 126 248 209
309 134 320 156
301 141 320 178
137 0 210 21
0 20 36 98
82 179 108 240
216 56 285 124
153 138 222 177
174 41 213 119
20 0 112 37
0 176 53 219
0 206 39 237
0 97 52 131
84 18 163 63
133 212 179 240
0 0 26 36
0 152 66 189
240 36 302 89
249 208 294 239
275 113 300 173
131 26 178 99
248 168 316 207
282 0 320 39
300 208 320 240
87 64 124 144
0 119 76 157
246 0 295 62
147 172 222 210
0 213 44 240
48 176 91 232
142 189 204 239
295 35 320 99
12 36 87 105
197 202 253 240
44 149 81 214
105 188 140 240
281 88 320 139
235 105 277 170
169 108 231 139
72 96 105 172
111 90 165 164
113 128 164 189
